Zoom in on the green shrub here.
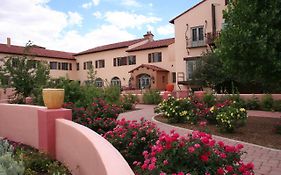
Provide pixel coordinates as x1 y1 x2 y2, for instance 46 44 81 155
76 85 103 107
261 94 274 111
216 105 247 133
143 90 162 104
273 100 281 111
245 96 260 110
0 139 25 175
13 143 70 174
224 94 246 108
202 93 216 107
103 85 121 104
121 94 138 110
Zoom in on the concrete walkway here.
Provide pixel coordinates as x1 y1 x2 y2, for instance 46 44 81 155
119 105 281 175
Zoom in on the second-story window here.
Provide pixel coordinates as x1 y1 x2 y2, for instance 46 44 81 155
128 55 136 65
69 63 72 70
61 63 69 70
50 62 57 70
95 60 105 68
148 52 162 63
191 26 204 47
84 61 92 70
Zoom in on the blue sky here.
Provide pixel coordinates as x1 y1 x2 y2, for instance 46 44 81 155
0 0 201 52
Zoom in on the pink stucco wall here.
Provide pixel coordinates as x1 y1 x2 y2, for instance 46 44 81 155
0 104 45 148
56 119 134 175
0 104 134 175
215 94 281 101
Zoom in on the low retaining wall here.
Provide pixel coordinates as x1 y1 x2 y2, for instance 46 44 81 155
215 94 281 101
56 119 134 175
0 104 134 175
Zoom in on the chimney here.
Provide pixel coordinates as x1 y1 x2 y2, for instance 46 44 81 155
143 31 154 41
7 37 11 47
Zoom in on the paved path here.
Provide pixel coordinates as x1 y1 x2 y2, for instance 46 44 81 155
119 105 281 175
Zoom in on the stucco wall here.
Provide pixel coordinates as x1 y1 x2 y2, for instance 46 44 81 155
56 119 134 175
0 104 45 148
173 0 226 89
0 53 78 80
76 44 175 87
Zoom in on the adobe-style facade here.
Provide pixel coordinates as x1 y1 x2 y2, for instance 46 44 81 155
0 0 227 91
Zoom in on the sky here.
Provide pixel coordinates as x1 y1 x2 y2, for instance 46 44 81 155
0 0 201 52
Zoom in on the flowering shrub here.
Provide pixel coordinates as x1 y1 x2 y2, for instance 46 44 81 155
63 98 123 134
205 100 233 124
134 130 254 175
104 118 159 166
155 96 197 123
216 105 247 133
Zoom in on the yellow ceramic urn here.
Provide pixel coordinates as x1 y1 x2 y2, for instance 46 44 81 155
42 88 65 109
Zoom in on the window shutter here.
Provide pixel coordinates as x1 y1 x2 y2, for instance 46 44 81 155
69 63 72 70
148 54 151 63
95 61 98 68
83 62 86 70
113 58 116 66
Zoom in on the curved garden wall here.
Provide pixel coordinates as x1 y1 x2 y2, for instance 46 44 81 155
0 104 134 175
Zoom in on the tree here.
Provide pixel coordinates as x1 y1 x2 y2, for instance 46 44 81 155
0 42 50 98
86 64 96 85
217 0 281 92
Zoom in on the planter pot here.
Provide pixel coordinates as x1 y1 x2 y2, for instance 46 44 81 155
42 88 65 109
166 84 174 92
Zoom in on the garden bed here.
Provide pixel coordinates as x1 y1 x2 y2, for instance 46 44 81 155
2 139 71 175
155 115 281 150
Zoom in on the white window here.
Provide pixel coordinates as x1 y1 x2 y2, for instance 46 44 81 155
186 60 201 80
191 26 205 47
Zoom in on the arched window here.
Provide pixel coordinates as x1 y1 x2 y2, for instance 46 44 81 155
95 78 104 87
111 77 121 87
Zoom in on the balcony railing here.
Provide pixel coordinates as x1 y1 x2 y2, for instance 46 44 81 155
206 32 220 45
186 32 220 48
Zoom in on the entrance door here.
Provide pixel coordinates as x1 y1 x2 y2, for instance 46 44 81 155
138 74 151 89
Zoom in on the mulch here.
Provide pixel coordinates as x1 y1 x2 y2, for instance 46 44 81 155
154 115 281 150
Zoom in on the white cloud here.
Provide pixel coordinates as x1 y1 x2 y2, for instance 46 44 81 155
82 0 100 9
104 11 161 29
121 0 141 7
0 0 138 52
92 0 100 6
92 11 102 19
157 24 174 36
148 3 153 7
82 2 92 9
68 12 83 26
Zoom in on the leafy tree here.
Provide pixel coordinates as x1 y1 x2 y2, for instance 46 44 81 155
217 0 281 92
87 64 96 85
0 42 50 98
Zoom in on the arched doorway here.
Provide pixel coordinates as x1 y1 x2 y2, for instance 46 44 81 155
111 76 121 87
138 74 151 89
95 78 104 87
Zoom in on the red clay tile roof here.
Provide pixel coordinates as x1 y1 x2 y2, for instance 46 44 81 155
169 0 207 24
126 38 175 52
0 44 75 60
75 38 147 56
128 64 169 73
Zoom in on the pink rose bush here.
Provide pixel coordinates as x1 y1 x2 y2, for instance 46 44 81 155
104 118 159 165
63 98 122 134
134 130 254 175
